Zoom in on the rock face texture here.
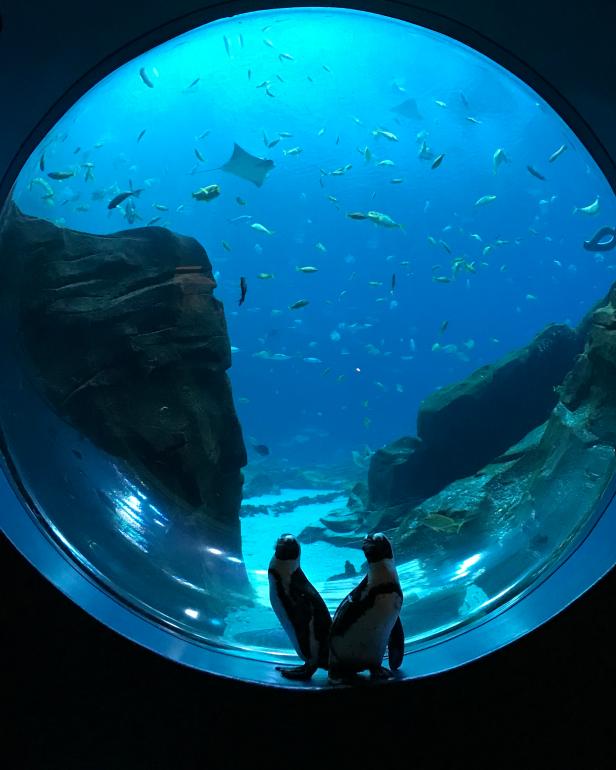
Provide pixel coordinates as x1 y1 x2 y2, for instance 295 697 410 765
368 323 582 510
0 204 247 556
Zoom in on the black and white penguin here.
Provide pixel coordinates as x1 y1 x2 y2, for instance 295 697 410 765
328 532 404 681
268 534 332 680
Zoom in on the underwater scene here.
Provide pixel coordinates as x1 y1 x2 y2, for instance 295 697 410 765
1 6 616 666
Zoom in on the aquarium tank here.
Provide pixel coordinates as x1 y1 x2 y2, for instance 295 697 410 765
1 5 615 681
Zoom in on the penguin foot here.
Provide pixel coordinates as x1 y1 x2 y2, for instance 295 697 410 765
369 666 394 680
327 668 361 685
275 664 316 680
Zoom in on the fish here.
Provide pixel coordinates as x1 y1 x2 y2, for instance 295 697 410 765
137 129 146 142
466 116 482 124
422 513 464 534
548 144 567 162
139 67 154 88
418 141 435 160
252 444 270 456
39 153 45 171
263 38 275 48
303 357 322 364
223 36 231 57
222 241 231 252
218 143 274 187
153 203 168 211
372 128 399 141
377 159 395 167
194 148 206 162
251 223 275 235
108 189 142 209
81 162 95 182
493 148 509 174
47 170 75 180
390 98 422 120
391 273 396 293
527 165 546 180
186 78 200 90
440 320 449 333
257 273 275 279
431 154 445 169
296 266 318 273
282 147 303 156
439 240 451 254
573 196 600 215
239 277 248 306
474 194 497 207
289 299 310 310
346 212 369 220
278 52 294 61
434 100 447 108
366 210 403 229
433 276 452 283
390 178 404 184
368 281 383 287
315 242 326 252
147 216 161 226
236 196 247 206
192 184 220 202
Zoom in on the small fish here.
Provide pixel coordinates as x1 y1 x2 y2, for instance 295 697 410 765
239 277 248 306
493 148 509 175
315 242 326 252
296 266 318 273
526 293 537 301
475 194 497 207
346 212 369 220
153 203 168 211
391 273 396 293
236 196 246 206
362 417 371 429
139 67 154 88
431 154 445 170
366 210 403 229
372 128 399 141
433 276 452 283
108 189 142 209
434 100 447 108
466 116 482 125
222 240 231 252
263 38 275 48
47 170 74 180
278 52 294 61
390 178 404 184
548 144 567 162
440 320 449 333
257 272 275 279
252 443 270 456
527 165 546 180
223 36 231 57
194 148 206 162
283 147 303 156
439 240 451 254
368 281 383 287
289 299 310 310
137 129 146 142
186 78 200 90
573 196 600 215
39 153 45 171
251 223 275 235
198 130 211 140
303 357 322 364
192 184 220 202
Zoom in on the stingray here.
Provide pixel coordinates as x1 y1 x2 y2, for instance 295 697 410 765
390 98 423 120
219 143 275 187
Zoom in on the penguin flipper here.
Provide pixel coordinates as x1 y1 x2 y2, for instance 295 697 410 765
387 616 404 671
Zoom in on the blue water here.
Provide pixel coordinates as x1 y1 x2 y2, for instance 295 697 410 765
10 9 615 466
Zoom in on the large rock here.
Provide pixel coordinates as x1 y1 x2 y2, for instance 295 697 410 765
0 203 247 555
369 323 582 510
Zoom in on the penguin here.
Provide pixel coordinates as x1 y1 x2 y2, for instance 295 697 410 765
268 534 332 680
328 532 404 681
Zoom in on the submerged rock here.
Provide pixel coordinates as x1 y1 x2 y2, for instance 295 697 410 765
0 204 248 563
369 323 582 511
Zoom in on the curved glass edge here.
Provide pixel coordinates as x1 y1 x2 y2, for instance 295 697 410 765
2 462 615 689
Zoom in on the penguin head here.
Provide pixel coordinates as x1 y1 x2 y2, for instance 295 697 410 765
362 532 393 563
274 533 301 561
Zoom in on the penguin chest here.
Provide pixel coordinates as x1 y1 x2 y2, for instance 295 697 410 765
269 573 306 660
333 592 401 668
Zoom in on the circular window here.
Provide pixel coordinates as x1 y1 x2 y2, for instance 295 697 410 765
1 6 615 684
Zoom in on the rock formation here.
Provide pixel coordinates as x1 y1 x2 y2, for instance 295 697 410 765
0 204 248 563
368 323 582 511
